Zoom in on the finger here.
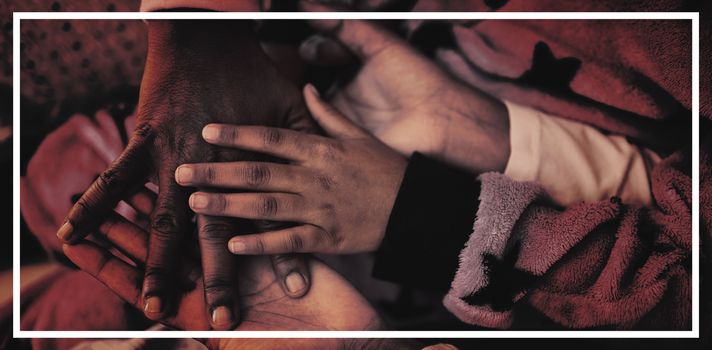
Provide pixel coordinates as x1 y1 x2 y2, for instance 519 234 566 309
303 84 366 139
63 242 143 311
176 162 309 193
97 213 149 265
300 3 400 60
125 186 157 217
227 225 333 255
142 165 192 320
270 253 311 298
58 127 152 243
189 192 309 222
197 215 239 330
201 124 330 163
299 34 355 66
121 186 157 231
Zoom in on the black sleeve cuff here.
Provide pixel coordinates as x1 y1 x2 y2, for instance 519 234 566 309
372 152 480 291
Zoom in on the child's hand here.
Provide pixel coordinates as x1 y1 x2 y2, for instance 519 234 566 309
175 84 407 254
298 3 510 174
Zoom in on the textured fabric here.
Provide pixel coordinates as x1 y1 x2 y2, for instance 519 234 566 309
411 1 693 153
406 0 699 331
0 0 146 118
504 100 661 206
444 156 691 329
20 266 142 350
21 111 137 256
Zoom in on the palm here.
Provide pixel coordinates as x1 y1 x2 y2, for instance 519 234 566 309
329 38 466 157
163 256 380 332
63 209 382 349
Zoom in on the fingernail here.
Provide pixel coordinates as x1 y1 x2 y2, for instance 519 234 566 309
285 272 306 294
307 83 320 97
190 193 208 209
175 166 194 183
56 222 73 241
212 306 234 327
228 240 247 254
144 296 162 314
202 124 220 142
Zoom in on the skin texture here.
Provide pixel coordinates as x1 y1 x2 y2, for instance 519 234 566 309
176 85 407 255
300 2 511 174
56 20 315 329
62 190 420 350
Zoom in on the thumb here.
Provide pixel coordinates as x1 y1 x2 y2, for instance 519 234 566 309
300 1 401 60
303 84 365 139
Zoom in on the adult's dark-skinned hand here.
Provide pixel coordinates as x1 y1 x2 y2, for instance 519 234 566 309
57 20 315 330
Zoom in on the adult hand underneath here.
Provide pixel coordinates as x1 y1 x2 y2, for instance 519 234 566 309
56 20 315 329
300 2 510 174
62 197 395 350
176 85 407 254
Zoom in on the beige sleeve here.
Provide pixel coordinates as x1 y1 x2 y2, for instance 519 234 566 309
140 0 260 12
503 100 661 206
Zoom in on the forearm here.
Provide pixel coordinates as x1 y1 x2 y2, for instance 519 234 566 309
145 20 260 63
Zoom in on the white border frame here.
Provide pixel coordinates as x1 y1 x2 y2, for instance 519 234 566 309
13 11 700 339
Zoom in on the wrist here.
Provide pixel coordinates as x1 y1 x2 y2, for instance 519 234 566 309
437 88 510 173
143 20 269 83
138 20 278 119
146 20 259 59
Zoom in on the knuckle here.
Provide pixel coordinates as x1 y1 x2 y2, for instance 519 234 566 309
151 212 181 236
97 167 120 190
262 128 283 146
318 203 336 218
315 175 335 191
321 103 341 118
72 198 93 217
286 233 304 252
312 142 332 159
200 222 232 241
133 123 154 141
202 279 232 296
255 195 278 217
243 164 271 187
144 265 172 282
209 194 228 212
312 141 343 161
254 237 266 254
216 125 237 144
319 225 343 249
92 250 113 276
203 165 217 183
221 126 238 144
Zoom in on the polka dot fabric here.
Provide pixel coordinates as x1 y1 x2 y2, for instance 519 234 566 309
0 0 145 118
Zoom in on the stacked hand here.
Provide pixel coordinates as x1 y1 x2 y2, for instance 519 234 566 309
57 20 315 330
176 85 407 254
59 8 511 335
62 190 396 350
173 12 511 256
